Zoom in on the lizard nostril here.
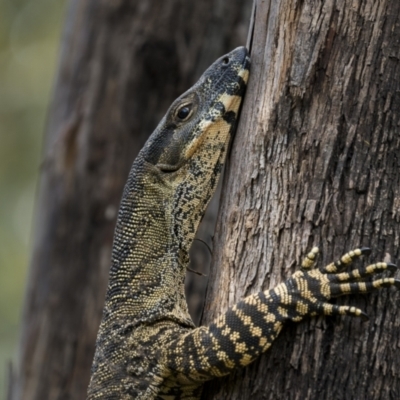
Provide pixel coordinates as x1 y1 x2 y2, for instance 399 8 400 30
222 56 230 66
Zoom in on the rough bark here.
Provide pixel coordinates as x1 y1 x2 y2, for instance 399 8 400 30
203 0 400 399
11 1 252 399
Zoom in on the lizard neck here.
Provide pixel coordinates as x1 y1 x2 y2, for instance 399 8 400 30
103 156 194 327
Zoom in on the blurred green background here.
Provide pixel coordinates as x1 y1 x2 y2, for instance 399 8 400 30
0 0 66 396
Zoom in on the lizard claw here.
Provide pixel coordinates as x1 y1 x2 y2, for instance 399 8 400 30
386 263 398 272
360 311 370 322
360 247 372 256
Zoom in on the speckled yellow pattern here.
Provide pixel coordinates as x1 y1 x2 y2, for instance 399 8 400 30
87 47 399 399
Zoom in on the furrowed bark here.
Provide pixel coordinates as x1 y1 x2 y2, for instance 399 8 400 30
11 1 252 399
203 0 400 398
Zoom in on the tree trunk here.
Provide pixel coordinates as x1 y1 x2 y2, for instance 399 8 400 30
10 1 252 399
202 0 400 399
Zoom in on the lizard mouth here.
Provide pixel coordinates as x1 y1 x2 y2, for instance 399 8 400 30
244 55 251 69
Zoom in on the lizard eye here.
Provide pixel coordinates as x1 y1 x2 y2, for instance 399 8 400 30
176 105 192 120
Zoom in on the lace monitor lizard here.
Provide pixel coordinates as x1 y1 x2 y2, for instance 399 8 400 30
87 47 399 399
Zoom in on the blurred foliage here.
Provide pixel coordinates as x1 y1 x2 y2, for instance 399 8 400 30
0 0 66 396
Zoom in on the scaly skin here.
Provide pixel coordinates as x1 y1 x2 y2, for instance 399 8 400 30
87 47 399 399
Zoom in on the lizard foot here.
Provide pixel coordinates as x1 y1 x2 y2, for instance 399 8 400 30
287 247 399 321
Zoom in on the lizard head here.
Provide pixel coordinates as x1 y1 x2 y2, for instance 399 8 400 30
139 46 250 258
142 46 250 173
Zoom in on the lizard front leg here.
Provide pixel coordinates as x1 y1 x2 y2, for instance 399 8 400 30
161 248 398 392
